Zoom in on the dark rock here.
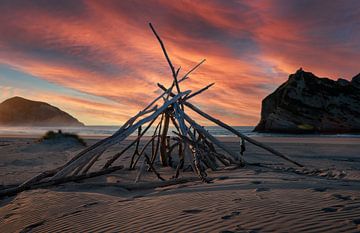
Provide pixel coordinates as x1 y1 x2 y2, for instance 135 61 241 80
254 69 360 133
0 96 84 126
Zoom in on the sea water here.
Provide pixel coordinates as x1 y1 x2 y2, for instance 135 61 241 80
0 126 359 138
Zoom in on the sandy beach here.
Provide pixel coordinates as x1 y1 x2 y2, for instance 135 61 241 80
1 135 360 232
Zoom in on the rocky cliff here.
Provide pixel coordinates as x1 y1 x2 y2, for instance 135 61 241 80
254 69 360 133
0 96 84 127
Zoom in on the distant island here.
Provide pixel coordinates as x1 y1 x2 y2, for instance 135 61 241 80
254 69 360 133
0 96 84 127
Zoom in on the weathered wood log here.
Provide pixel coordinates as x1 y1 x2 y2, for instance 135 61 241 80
51 91 190 180
183 101 304 167
0 166 124 198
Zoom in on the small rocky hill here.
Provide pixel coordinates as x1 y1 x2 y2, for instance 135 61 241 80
0 96 84 127
254 69 360 133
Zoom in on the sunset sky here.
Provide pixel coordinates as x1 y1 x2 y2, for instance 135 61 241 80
0 0 359 126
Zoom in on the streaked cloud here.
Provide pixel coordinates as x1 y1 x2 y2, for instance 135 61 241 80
0 0 359 125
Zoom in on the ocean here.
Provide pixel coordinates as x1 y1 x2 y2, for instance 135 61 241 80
0 125 359 138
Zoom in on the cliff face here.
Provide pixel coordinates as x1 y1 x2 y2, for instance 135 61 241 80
0 96 84 127
254 69 360 133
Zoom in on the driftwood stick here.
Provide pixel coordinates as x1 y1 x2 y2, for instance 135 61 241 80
178 59 206 83
160 112 170 166
149 23 181 94
52 91 190 180
174 132 217 171
130 126 143 168
132 136 157 169
169 114 181 133
151 114 164 165
184 101 303 167
0 166 124 198
80 148 107 175
144 153 165 181
103 116 158 169
18 167 61 188
182 112 242 165
184 83 215 101
157 82 302 167
54 105 158 175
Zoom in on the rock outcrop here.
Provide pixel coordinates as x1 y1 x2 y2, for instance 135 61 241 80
254 69 360 133
0 96 84 126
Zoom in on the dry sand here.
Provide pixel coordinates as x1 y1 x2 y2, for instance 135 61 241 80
0 136 360 232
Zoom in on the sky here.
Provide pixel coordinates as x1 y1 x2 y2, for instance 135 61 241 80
0 0 359 126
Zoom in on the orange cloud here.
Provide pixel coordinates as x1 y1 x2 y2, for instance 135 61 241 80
0 0 359 126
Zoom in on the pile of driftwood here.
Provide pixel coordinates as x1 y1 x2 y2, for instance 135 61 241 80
0 24 302 197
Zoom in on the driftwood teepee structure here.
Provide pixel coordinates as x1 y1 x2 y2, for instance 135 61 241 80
0 23 302 197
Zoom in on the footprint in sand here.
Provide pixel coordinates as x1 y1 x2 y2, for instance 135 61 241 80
182 209 203 214
3 212 15 219
236 224 261 233
19 220 45 233
353 218 360 226
312 187 329 192
255 187 270 192
321 204 345 213
332 194 352 201
251 181 262 185
321 207 338 213
221 211 240 220
81 201 99 208
233 198 242 203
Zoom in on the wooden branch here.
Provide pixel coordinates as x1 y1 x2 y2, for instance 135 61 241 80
103 116 158 169
144 153 165 181
18 167 61 189
182 112 242 165
183 101 303 167
52 91 190 180
160 112 170 166
184 83 215 101
151 114 164 165
178 59 206 82
156 82 303 167
57 105 158 174
149 23 181 94
132 135 157 169
0 166 124 198
80 148 107 175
